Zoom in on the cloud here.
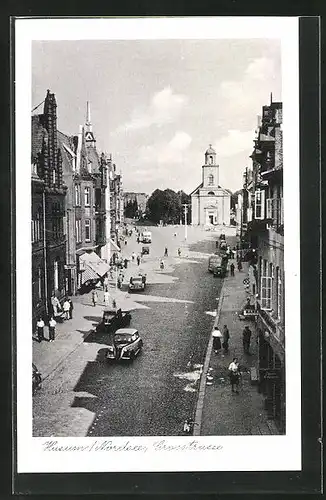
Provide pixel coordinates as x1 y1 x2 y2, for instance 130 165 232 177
117 87 188 132
218 57 280 122
136 131 192 166
213 129 254 158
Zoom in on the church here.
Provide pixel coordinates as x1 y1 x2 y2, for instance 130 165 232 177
190 145 231 226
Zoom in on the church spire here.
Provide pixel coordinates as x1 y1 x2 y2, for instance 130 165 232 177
86 101 92 132
84 101 96 146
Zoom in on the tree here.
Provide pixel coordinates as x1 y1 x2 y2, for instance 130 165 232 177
146 188 191 224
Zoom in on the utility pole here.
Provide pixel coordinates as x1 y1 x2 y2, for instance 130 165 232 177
182 203 189 241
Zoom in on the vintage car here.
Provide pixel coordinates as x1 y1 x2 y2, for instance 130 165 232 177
141 245 150 256
96 308 132 333
208 254 228 277
106 328 143 361
128 274 146 292
32 363 42 395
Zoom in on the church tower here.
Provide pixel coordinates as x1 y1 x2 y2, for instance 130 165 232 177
202 144 219 188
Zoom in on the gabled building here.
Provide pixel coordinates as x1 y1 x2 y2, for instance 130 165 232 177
58 102 109 293
243 96 285 433
31 90 67 324
190 145 231 226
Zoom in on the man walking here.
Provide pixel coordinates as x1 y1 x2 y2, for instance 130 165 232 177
92 289 98 307
48 316 56 342
63 298 71 320
36 317 45 343
237 259 243 272
242 326 252 354
230 262 235 276
137 255 141 266
222 325 230 353
68 298 74 319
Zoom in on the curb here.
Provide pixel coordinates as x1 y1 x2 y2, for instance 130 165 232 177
194 279 226 436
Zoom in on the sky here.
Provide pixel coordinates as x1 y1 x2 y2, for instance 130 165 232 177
32 39 281 195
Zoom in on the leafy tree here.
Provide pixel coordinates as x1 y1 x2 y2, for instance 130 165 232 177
146 188 191 224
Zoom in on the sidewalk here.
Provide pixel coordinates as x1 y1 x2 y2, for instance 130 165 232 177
196 261 279 436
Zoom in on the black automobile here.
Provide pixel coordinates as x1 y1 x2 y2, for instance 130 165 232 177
141 245 150 256
106 328 143 361
96 308 132 333
32 363 42 395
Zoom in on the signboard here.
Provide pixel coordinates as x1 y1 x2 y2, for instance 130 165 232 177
261 369 281 382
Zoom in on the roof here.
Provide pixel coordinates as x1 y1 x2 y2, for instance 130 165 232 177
115 328 138 335
190 182 203 196
31 114 47 159
57 130 76 174
86 145 101 174
205 144 216 154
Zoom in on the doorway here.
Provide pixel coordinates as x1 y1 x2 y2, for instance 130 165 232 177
209 215 214 225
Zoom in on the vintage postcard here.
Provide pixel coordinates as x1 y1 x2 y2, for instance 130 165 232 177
15 16 300 474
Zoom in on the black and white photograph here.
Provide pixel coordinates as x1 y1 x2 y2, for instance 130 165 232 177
15 17 301 474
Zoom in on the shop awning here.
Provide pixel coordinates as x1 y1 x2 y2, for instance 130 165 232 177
79 251 111 284
110 238 121 252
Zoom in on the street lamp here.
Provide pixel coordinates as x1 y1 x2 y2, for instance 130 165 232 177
182 203 189 241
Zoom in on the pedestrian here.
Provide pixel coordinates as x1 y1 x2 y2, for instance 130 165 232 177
131 252 136 262
222 325 230 353
117 273 123 289
36 317 45 343
124 258 128 269
137 236 140 244
230 262 235 276
92 289 98 307
237 259 243 272
51 295 61 317
124 240 127 246
137 255 141 266
48 316 56 342
104 290 110 307
63 298 71 320
242 326 252 354
228 358 240 393
68 298 74 319
212 326 223 354
178 248 181 257
164 247 168 257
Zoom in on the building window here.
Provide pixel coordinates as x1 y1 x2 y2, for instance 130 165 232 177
207 191 215 196
52 169 57 185
276 267 282 320
261 260 272 310
208 174 214 186
209 156 214 165
254 189 265 219
76 219 81 243
84 186 91 206
54 260 59 291
85 219 91 242
75 185 81 206
88 161 92 173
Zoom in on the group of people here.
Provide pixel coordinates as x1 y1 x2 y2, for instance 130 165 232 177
36 315 58 343
131 252 142 266
211 323 253 393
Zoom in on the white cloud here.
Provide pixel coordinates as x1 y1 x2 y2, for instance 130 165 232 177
136 131 192 166
219 57 280 120
117 86 188 132
213 129 254 158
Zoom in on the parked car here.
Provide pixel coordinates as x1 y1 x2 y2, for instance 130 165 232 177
208 254 228 277
128 274 146 292
96 308 132 333
32 363 42 395
141 245 150 256
106 328 143 361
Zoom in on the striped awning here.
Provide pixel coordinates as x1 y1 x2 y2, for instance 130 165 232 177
79 251 110 283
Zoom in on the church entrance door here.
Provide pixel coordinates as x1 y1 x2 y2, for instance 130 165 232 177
209 215 214 225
